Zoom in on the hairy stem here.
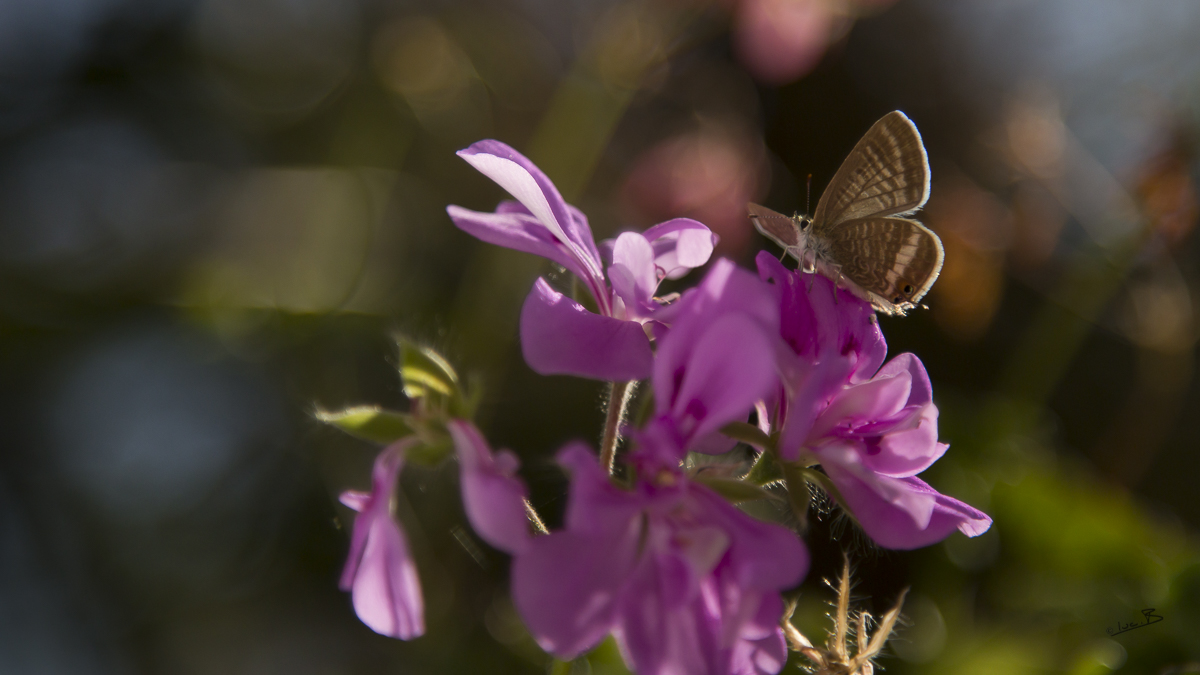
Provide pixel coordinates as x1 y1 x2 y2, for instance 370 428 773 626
524 498 549 535
600 380 636 473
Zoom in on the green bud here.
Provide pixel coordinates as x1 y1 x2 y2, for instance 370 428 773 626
398 339 460 400
315 406 414 444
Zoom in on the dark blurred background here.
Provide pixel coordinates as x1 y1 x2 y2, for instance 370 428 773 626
1 0 1199 672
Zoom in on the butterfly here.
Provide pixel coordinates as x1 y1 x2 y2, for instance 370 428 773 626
748 111 944 316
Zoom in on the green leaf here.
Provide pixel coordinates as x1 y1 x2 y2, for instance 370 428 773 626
397 339 460 401
782 462 814 530
745 449 784 486
720 421 773 450
797 466 848 506
315 406 413 444
694 475 776 504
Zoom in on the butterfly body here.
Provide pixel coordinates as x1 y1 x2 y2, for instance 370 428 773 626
749 111 944 316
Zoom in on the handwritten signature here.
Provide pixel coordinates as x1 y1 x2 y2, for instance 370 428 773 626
1106 609 1164 636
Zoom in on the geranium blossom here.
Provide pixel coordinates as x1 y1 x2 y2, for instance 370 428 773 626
447 140 717 381
338 439 423 639
338 420 533 640
756 251 991 549
447 419 531 555
511 259 807 675
512 445 804 675
638 257 782 461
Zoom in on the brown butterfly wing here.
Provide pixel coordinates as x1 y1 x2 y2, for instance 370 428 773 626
812 111 930 229
747 202 803 250
827 217 944 314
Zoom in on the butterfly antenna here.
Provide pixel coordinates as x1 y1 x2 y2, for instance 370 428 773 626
806 174 813 216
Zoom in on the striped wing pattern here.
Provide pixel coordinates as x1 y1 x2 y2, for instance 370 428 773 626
828 217 944 313
812 111 930 228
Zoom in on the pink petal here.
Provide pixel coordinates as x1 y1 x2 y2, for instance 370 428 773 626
513 530 636 658
667 313 779 446
511 446 645 658
821 449 991 549
810 369 912 440
691 484 808 591
861 406 946 477
448 420 531 555
655 259 779 409
457 141 603 278
730 596 789 675
688 430 739 456
447 205 598 296
615 553 707 675
520 278 653 381
339 490 370 512
642 218 717 279
776 355 853 462
875 352 932 406
338 440 425 639
607 231 659 318
755 251 885 383
349 500 424 639
557 443 646 531
824 353 945 477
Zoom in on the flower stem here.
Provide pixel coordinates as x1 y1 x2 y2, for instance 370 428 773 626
600 380 636 473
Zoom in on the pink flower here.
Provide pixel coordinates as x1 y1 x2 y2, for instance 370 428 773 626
511 445 805 675
339 421 532 639
639 258 783 461
448 420 530 555
448 140 717 381
339 439 423 639
756 252 991 549
511 259 806 674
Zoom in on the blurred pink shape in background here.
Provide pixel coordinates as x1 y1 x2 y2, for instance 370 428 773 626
622 126 768 259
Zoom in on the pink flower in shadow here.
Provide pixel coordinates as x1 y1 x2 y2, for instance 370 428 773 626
512 445 805 675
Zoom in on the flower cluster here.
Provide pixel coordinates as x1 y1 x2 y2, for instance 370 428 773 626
321 140 990 674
